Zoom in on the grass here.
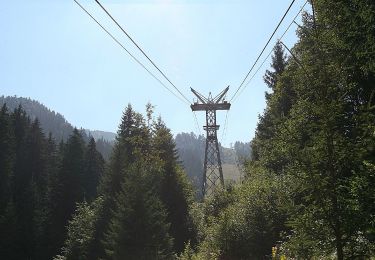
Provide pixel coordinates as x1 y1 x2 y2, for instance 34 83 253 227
222 163 243 183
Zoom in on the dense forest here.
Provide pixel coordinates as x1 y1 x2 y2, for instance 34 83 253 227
0 103 196 259
0 96 246 198
1 0 375 259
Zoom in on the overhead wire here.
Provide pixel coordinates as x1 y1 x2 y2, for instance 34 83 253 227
94 0 191 105
193 112 203 136
230 0 297 102
232 0 308 103
220 110 229 144
73 0 190 106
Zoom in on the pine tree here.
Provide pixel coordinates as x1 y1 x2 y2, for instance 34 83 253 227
153 117 196 253
0 104 14 215
60 128 86 220
250 41 290 172
83 137 104 201
10 105 37 259
90 104 151 258
0 104 17 258
103 162 173 260
99 104 150 199
40 133 61 260
57 198 104 260
264 40 288 97
27 118 49 260
49 128 86 255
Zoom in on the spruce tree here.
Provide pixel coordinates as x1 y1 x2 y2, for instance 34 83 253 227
83 137 104 201
0 104 14 215
60 128 86 221
103 162 173 260
251 41 290 171
264 40 288 96
27 118 49 260
0 104 17 259
153 117 195 253
90 104 151 258
57 198 104 260
10 106 36 259
40 133 61 260
50 128 86 255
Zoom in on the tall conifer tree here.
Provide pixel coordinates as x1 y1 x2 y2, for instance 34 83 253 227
83 137 104 201
153 117 195 253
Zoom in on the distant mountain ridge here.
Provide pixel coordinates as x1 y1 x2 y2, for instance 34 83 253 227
0 96 114 159
1 95 75 141
85 129 117 142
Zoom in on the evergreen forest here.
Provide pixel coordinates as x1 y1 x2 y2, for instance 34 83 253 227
0 0 375 259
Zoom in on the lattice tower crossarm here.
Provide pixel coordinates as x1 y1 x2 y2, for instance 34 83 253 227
190 87 231 197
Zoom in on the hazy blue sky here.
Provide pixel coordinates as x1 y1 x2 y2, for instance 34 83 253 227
1 0 308 147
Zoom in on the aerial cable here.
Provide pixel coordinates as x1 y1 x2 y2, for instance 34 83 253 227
220 110 229 144
73 0 189 106
193 112 203 136
94 0 191 105
280 1 308 39
230 0 297 102
232 0 308 103
279 40 313 84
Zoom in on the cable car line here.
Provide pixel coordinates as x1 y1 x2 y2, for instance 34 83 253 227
75 0 309 141
94 0 191 105
73 0 190 106
230 0 297 103
232 0 308 103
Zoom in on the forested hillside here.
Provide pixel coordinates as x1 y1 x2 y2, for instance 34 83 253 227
0 96 75 141
182 1 375 259
0 103 196 259
0 96 114 161
0 96 245 196
0 96 250 182
1 1 374 259
0 105 105 259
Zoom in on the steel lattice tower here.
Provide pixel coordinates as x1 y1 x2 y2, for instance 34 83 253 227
190 87 231 197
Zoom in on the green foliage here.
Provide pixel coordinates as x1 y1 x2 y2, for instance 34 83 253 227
0 96 74 141
51 128 87 249
69 104 197 259
102 162 173 260
248 1 375 259
154 117 197 253
83 137 105 201
0 106 107 259
187 2 375 259
0 95 114 160
55 198 104 260
0 104 14 216
264 40 289 94
92 104 152 258
186 173 288 260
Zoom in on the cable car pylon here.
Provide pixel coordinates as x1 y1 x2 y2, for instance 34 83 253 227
190 86 231 197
